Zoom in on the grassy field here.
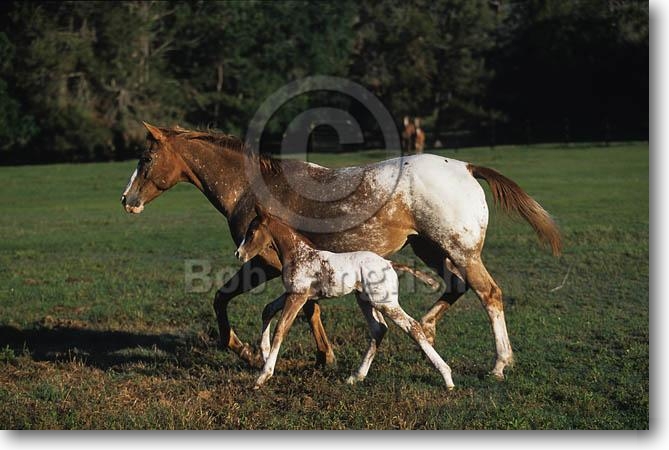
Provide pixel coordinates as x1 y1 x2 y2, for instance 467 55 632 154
0 143 648 429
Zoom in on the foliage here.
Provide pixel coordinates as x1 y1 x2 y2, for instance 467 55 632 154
489 0 649 143
0 1 649 163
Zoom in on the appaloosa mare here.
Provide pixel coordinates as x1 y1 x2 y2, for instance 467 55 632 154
121 122 561 379
235 205 453 389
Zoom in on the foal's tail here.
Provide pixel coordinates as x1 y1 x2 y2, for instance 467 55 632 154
468 164 562 256
391 262 440 290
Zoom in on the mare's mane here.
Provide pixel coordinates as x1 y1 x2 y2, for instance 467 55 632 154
163 126 283 174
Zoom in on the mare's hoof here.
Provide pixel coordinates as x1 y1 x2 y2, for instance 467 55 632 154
239 345 264 369
315 351 336 368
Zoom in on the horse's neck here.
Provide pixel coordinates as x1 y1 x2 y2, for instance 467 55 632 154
177 142 250 218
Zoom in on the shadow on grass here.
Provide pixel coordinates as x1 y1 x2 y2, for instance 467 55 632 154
0 324 237 373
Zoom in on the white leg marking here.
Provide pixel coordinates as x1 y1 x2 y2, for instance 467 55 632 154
348 296 387 384
260 295 285 362
488 307 514 379
260 321 271 362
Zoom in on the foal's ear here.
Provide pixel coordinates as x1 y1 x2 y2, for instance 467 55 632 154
254 203 268 219
142 121 166 142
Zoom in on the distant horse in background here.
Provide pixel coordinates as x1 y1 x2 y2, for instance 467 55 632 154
121 122 561 379
414 118 425 153
402 116 425 154
401 116 416 155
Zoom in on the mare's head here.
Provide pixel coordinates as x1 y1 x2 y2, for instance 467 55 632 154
121 122 189 214
235 205 275 263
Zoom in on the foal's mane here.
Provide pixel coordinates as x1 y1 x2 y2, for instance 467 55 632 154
165 126 282 174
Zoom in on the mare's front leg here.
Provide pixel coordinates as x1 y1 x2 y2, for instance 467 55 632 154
213 256 280 368
255 292 310 389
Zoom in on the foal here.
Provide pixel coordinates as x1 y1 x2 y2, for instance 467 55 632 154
235 206 455 389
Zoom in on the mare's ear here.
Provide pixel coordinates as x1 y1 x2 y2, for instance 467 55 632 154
142 121 166 142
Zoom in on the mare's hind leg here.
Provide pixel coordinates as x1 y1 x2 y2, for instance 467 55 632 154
465 257 514 379
347 293 388 385
303 300 336 366
409 237 468 345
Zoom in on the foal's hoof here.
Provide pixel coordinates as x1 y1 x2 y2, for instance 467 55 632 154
487 370 506 381
346 375 362 385
254 372 272 389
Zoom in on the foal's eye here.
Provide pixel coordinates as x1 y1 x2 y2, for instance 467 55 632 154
141 155 152 164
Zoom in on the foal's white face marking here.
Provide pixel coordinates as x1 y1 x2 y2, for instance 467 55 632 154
235 237 247 261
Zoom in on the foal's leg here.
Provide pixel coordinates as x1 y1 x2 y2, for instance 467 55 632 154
259 296 334 366
346 293 388 385
214 255 334 367
260 293 287 362
255 292 310 389
375 301 455 389
464 257 514 379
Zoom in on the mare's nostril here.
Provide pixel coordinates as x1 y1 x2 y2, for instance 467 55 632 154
234 250 240 259
121 195 127 205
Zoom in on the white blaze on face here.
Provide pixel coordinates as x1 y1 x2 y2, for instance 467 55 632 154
235 237 247 260
122 168 138 198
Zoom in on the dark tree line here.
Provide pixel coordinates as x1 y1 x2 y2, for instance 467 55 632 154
0 0 648 164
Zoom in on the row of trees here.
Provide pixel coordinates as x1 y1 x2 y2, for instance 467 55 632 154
0 0 648 163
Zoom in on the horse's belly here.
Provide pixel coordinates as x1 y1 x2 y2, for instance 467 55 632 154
314 254 360 298
308 198 416 257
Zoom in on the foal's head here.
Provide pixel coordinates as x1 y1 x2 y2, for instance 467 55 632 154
235 205 275 263
121 122 189 214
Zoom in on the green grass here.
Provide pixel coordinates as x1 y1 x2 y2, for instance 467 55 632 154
0 143 648 429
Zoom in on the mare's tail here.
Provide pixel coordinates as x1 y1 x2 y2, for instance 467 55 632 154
467 164 562 256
